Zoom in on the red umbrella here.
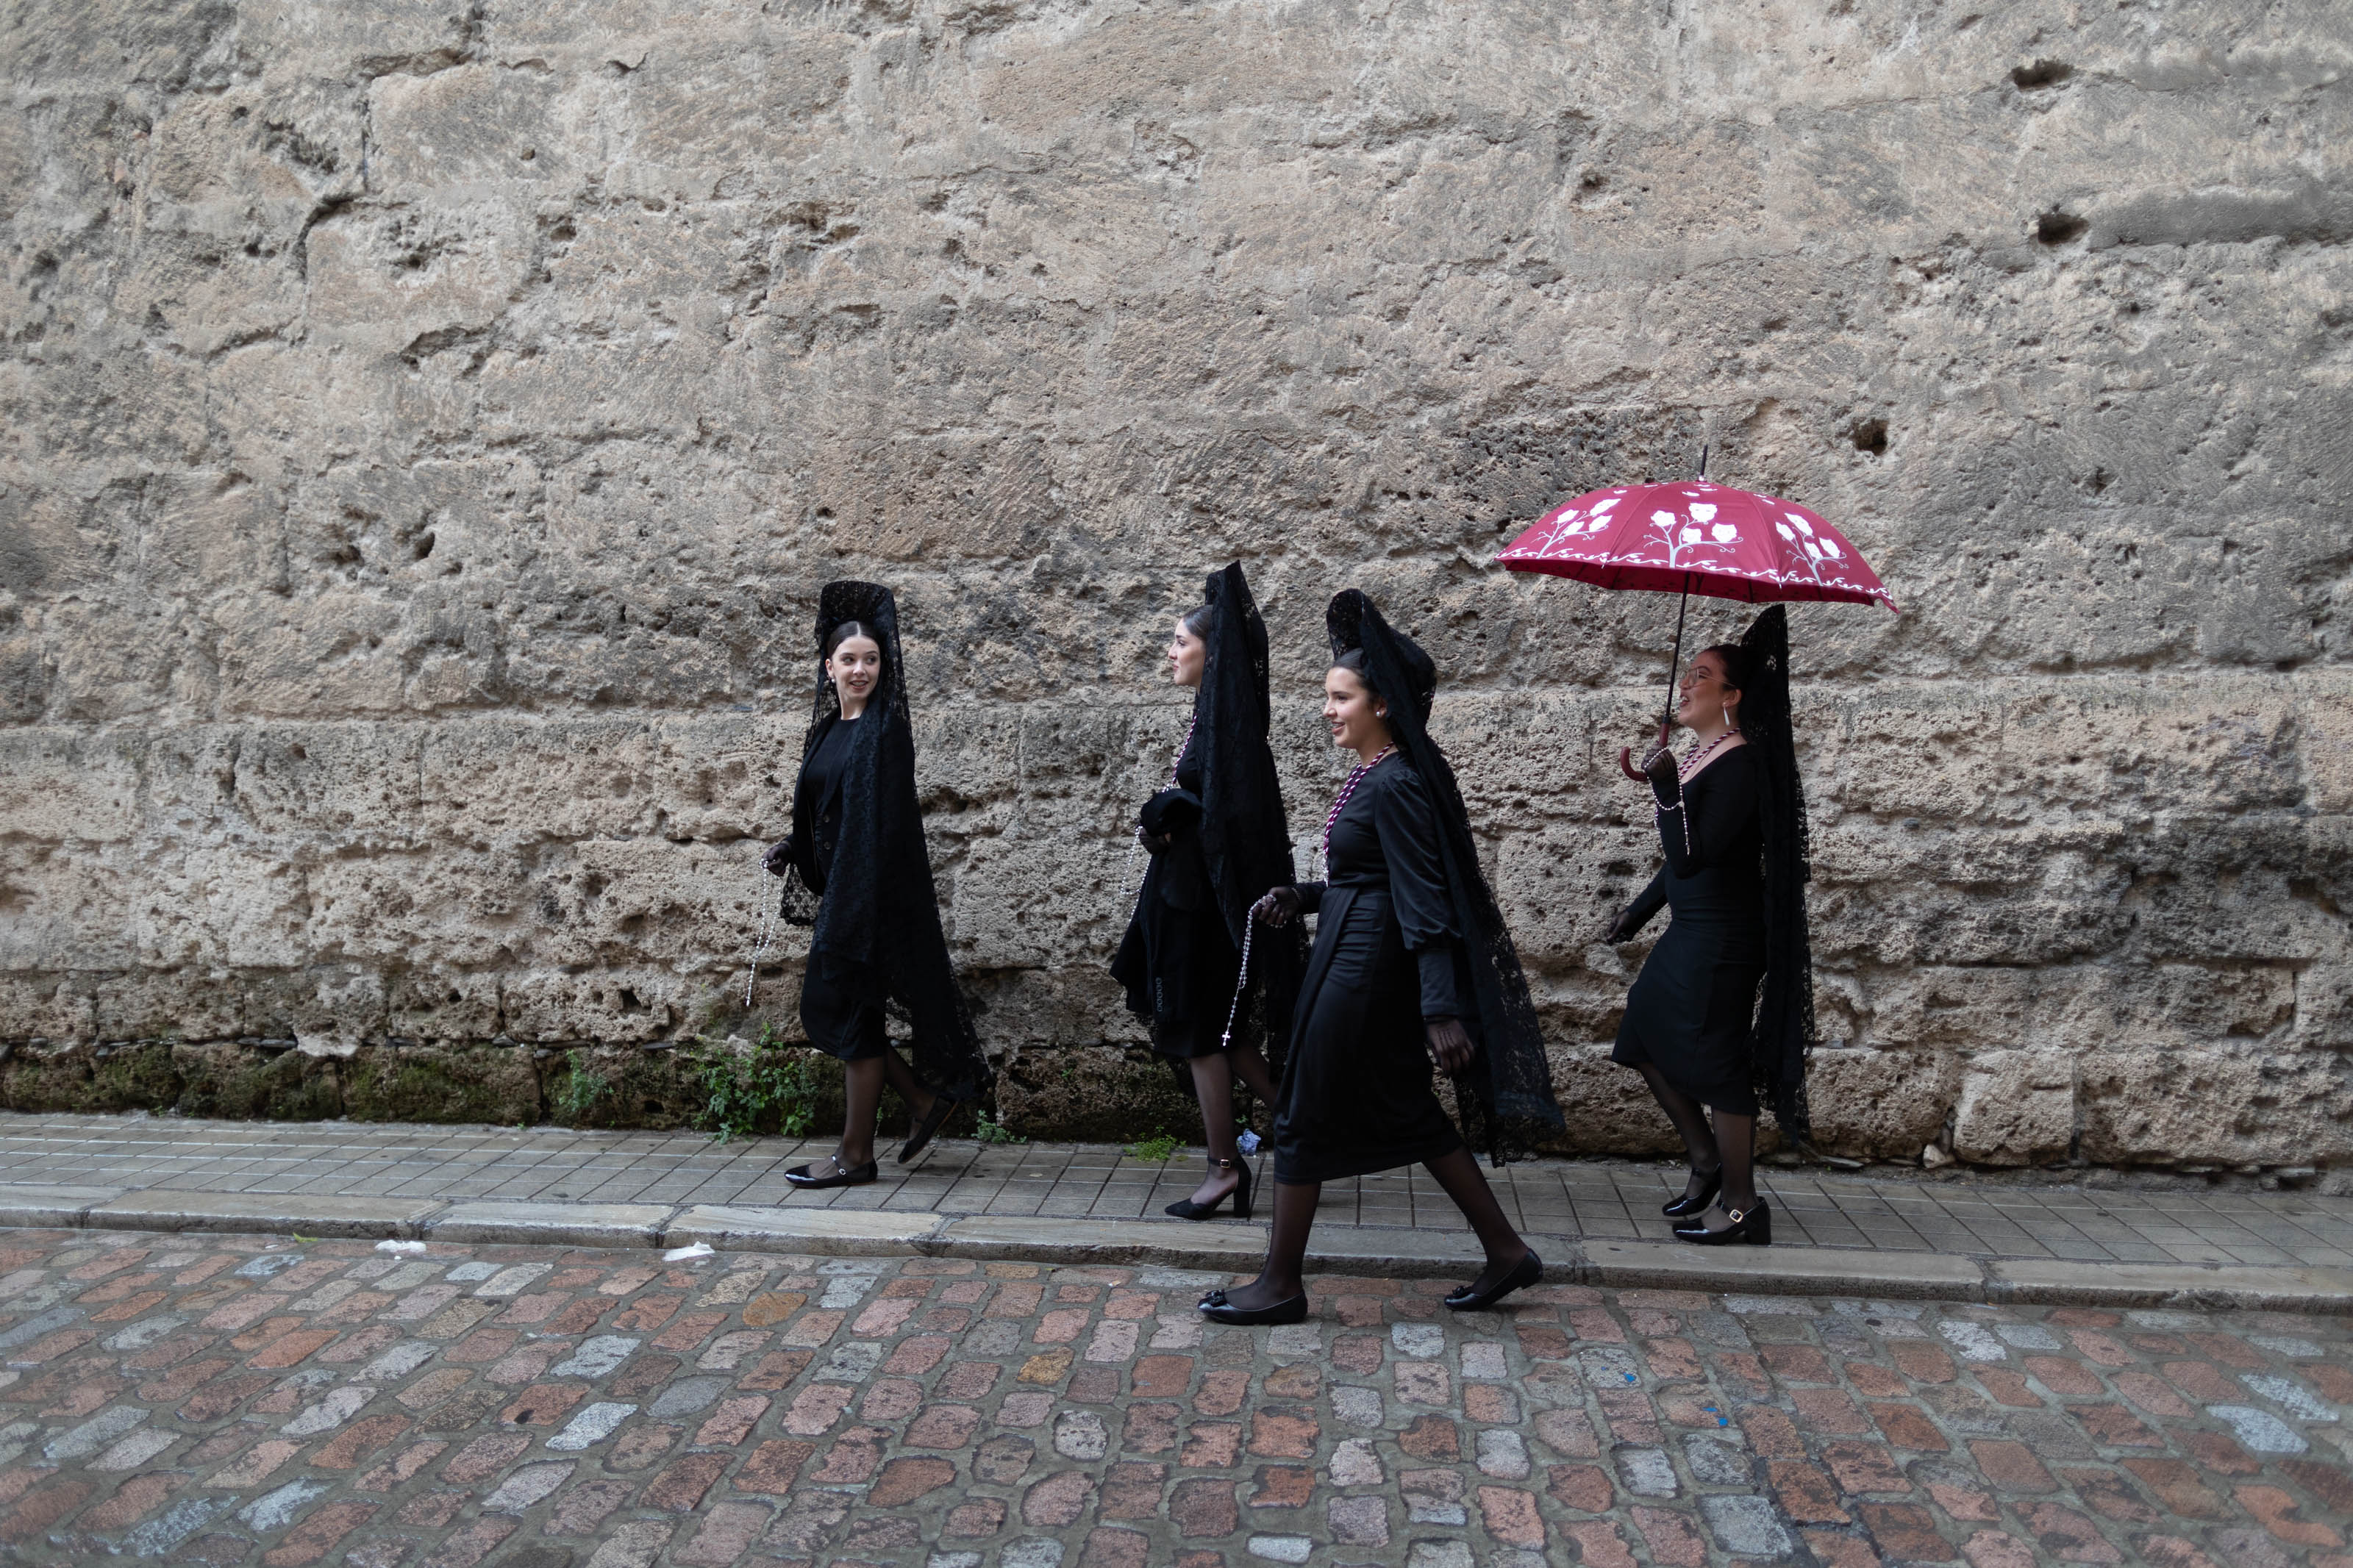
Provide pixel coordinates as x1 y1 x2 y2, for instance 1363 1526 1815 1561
1496 468 1897 777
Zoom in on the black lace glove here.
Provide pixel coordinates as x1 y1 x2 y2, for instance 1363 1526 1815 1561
762 837 797 877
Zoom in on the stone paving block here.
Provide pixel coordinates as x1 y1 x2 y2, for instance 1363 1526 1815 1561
425 1202 673 1247
86 1191 443 1239
1585 1237 1988 1300
1988 1259 2353 1311
0 1184 126 1227
664 1205 945 1254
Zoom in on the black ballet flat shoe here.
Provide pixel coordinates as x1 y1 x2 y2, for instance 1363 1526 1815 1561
1196 1289 1308 1326
1663 1165 1724 1219
784 1159 879 1189
1673 1200 1771 1246
898 1094 963 1165
1443 1249 1543 1312
1165 1156 1254 1221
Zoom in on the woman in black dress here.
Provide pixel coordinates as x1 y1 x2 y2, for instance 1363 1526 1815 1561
1112 565 1303 1221
763 581 990 1186
1607 605 1815 1245
1202 591 1565 1325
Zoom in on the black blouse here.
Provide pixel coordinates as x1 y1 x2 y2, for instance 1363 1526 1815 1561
1625 744 1765 928
798 715 860 877
1295 757 1464 1020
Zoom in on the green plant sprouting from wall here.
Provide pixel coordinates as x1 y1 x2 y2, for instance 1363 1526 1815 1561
693 1025 830 1143
555 1049 612 1126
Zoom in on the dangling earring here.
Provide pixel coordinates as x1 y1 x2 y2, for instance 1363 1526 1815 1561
1722 701 1736 734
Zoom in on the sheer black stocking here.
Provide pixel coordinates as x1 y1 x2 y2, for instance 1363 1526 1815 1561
1635 1062 1724 1201
1185 1045 1279 1207
834 1050 934 1170
1217 1181 1319 1311
1710 1111 1759 1213
1421 1146 1532 1295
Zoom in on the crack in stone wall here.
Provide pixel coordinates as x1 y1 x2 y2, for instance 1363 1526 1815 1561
1 0 2349 1171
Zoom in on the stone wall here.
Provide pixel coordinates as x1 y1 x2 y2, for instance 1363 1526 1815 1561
2 0 2349 1171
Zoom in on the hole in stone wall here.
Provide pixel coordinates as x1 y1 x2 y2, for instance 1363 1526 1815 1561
2011 59 2073 89
414 531 435 560
1849 418 1889 456
2035 209 2088 244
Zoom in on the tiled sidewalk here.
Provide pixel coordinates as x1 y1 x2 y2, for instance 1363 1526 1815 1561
0 1113 2347 1270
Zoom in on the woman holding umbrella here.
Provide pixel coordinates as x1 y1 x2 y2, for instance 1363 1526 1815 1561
763 581 990 1186
1111 564 1303 1221
1605 605 1815 1245
1200 591 1564 1325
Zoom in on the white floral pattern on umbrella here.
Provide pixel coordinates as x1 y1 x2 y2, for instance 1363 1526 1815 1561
1496 480 1897 610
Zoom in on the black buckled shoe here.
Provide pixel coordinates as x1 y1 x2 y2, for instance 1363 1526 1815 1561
1165 1156 1254 1221
1443 1249 1543 1311
784 1159 879 1189
1673 1200 1771 1246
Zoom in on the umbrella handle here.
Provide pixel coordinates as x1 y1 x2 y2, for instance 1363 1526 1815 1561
1615 746 1647 783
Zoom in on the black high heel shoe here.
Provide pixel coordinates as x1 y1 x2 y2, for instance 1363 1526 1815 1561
1443 1249 1543 1311
1196 1286 1307 1325
1673 1200 1771 1246
1663 1164 1723 1218
1165 1156 1253 1221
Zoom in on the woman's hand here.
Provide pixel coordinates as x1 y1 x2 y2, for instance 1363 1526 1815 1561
762 837 796 877
1250 887 1302 927
1424 1017 1474 1074
1604 906 1643 944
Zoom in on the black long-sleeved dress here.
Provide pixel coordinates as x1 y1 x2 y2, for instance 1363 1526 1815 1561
1612 745 1766 1114
1111 732 1243 1059
1271 754 1468 1184
785 715 886 1062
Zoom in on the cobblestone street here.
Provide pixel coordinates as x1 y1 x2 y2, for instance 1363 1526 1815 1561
0 1229 2344 1566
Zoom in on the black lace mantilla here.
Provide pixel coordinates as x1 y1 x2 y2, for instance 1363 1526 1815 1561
1736 604 1817 1142
1326 590 1565 1164
1194 562 1305 1070
782 580 990 1102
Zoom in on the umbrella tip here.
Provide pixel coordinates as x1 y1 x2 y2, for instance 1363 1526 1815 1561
1697 444 1710 479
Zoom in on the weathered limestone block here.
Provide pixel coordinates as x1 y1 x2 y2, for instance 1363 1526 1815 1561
502 969 691 1046
172 1042 341 1121
342 1042 543 1125
0 1040 179 1115
542 1043 703 1131
0 729 141 843
1547 1045 1680 1158
994 1044 1202 1144
0 978 96 1045
2079 1050 2353 1168
1952 1050 2076 1166
1803 1049 1960 1161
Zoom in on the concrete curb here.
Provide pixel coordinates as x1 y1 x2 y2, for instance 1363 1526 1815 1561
1 1186 2348 1313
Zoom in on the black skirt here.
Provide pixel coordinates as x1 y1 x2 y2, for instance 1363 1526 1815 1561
800 953 888 1063
1613 864 1766 1114
1271 887 1464 1184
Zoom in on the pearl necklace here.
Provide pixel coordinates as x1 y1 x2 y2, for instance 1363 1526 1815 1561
1321 745 1396 868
